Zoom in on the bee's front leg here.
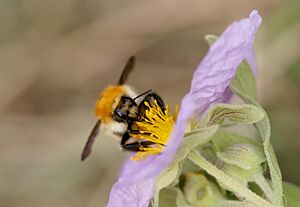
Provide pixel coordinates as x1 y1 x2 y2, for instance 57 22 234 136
121 141 141 152
120 132 131 146
121 138 154 152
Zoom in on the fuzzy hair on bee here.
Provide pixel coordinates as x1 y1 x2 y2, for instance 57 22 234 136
81 56 165 161
95 85 137 135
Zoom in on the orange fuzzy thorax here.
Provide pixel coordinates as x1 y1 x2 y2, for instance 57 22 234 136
95 85 126 123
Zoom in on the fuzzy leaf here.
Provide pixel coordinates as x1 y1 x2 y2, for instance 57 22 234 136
152 163 182 207
153 125 219 207
212 130 262 152
218 162 274 202
219 200 257 207
198 103 265 127
187 150 273 207
174 125 219 165
156 188 190 207
222 164 263 186
230 62 284 206
212 131 265 170
158 188 177 207
176 188 191 207
230 61 257 100
182 172 225 207
217 143 265 170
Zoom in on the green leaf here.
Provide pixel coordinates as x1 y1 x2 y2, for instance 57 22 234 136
230 62 284 206
222 164 259 186
283 182 300 207
230 61 257 100
198 104 265 127
153 125 219 207
255 118 283 200
219 200 257 207
212 131 262 152
212 131 273 202
212 131 265 170
182 172 225 207
252 174 274 202
187 150 273 207
176 188 191 207
217 143 265 170
152 163 182 207
174 125 219 166
158 188 177 207
156 188 190 207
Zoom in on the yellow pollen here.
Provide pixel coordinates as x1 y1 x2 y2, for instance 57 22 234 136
130 100 178 161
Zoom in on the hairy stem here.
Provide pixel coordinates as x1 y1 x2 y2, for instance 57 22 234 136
187 150 272 207
253 172 274 202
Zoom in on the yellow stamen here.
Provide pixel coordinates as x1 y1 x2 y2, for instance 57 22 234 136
130 100 178 161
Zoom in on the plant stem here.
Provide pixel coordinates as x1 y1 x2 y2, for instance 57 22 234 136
254 172 274 202
187 150 273 207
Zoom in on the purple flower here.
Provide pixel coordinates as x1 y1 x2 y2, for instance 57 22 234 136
107 10 262 207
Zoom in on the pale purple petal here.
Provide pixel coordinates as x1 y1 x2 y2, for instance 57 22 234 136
190 10 262 114
107 177 155 207
217 86 233 103
246 50 259 75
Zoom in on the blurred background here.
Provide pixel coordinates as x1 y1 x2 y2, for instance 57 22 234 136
0 0 299 206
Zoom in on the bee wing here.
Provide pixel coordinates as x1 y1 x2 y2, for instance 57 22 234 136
118 56 135 85
81 120 101 161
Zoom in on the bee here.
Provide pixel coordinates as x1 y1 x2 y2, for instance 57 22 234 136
81 56 165 161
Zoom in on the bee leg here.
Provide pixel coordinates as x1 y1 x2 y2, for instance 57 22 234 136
120 132 131 146
144 93 165 108
138 93 166 119
120 131 144 151
121 142 141 152
127 129 143 135
121 141 154 152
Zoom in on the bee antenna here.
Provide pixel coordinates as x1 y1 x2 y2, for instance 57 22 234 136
133 89 152 101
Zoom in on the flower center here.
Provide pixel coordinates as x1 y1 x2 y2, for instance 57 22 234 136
130 100 178 161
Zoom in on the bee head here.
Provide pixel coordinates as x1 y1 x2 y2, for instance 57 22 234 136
113 97 138 121
95 85 136 123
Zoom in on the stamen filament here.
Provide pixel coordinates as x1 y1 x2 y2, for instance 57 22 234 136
130 100 178 161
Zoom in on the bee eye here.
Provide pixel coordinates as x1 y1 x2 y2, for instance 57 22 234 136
116 109 123 118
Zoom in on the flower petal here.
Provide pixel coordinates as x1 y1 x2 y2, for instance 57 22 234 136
190 10 262 114
246 50 259 75
107 177 155 207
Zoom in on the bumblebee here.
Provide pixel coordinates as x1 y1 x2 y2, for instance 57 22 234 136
81 57 165 161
